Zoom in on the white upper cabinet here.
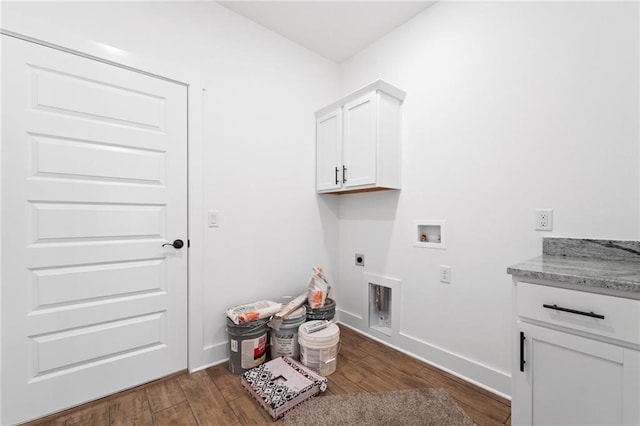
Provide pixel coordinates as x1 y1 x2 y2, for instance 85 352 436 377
315 80 405 194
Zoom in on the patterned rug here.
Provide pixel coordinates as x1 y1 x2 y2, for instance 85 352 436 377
284 388 475 426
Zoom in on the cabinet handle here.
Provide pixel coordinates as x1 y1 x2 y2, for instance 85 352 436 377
342 165 347 183
542 304 605 320
519 331 526 372
335 167 339 185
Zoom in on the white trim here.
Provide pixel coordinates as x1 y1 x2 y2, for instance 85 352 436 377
188 352 229 374
186 80 206 373
315 79 406 118
0 23 208 374
337 309 512 399
0 30 185 85
336 307 364 322
0 30 3 424
187 84 207 372
196 341 229 372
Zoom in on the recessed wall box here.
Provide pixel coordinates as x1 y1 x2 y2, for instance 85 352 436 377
363 272 400 339
414 220 446 249
369 283 392 336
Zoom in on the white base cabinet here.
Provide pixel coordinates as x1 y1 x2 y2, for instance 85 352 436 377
512 281 640 426
315 80 405 194
514 321 640 425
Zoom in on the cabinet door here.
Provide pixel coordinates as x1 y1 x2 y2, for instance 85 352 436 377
316 108 342 192
342 92 377 189
514 322 639 426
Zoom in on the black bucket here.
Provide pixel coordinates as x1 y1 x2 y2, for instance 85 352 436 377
226 317 268 374
305 298 336 321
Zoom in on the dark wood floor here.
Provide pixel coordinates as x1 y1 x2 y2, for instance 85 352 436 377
25 324 511 425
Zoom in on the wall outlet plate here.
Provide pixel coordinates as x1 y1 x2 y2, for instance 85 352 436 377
535 209 553 231
440 265 451 283
355 253 365 266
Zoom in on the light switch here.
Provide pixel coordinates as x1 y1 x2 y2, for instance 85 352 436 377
208 211 219 227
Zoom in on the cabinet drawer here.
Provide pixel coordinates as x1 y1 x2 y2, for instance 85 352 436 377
517 281 640 345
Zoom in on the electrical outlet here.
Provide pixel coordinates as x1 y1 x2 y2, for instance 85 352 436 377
439 265 451 283
355 254 365 266
535 209 553 231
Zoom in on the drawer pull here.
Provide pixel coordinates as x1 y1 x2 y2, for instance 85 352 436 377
542 304 605 320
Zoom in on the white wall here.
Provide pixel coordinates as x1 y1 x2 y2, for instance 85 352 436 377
2 0 638 401
1 1 341 370
335 1 639 396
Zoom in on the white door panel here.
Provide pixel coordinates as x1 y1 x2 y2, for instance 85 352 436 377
31 312 166 374
24 181 167 204
33 134 166 184
25 240 172 269
30 65 166 130
30 202 166 242
25 296 169 337
1 35 188 425
316 109 342 191
32 259 165 308
26 112 169 151
342 93 376 188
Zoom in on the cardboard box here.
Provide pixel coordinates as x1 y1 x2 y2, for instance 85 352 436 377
241 356 328 419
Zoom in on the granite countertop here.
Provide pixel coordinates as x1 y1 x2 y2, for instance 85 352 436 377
507 238 640 299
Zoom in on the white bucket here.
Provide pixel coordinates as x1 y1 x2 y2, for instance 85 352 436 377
269 306 307 360
298 321 340 376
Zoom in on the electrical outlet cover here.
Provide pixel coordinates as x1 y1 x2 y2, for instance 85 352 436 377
439 265 451 283
535 209 553 231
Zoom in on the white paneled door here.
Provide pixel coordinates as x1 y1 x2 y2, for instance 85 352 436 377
1 36 188 425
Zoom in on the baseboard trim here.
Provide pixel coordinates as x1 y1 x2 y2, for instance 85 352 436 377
190 341 228 373
189 357 228 374
337 309 511 399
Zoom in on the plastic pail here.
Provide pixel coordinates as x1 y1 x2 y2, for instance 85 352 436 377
305 298 336 321
269 306 307 360
226 317 268 374
298 320 340 376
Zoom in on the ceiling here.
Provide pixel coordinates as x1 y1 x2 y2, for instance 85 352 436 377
216 1 436 63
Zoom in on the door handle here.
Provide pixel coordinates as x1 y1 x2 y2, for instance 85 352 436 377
519 331 526 372
335 166 339 185
162 239 184 249
342 165 347 183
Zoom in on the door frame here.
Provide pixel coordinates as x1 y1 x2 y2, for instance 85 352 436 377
0 26 208 420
